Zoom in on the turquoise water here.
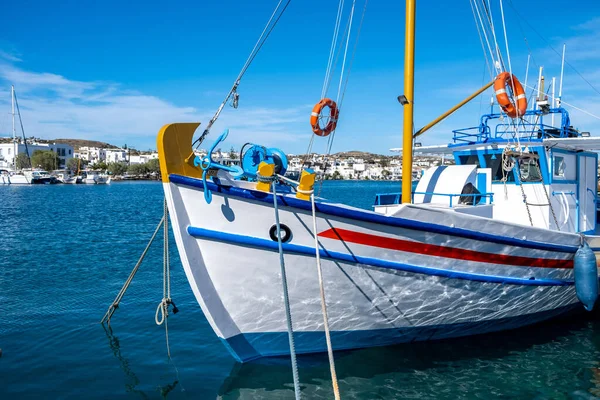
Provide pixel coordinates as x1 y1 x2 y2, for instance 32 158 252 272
2 181 600 399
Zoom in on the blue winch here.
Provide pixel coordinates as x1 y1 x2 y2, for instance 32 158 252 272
240 143 288 178
194 129 288 203
574 241 598 311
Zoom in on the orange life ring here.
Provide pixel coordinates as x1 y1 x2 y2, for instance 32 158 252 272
494 72 527 118
310 98 339 137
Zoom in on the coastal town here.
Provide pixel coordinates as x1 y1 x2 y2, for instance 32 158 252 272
0 136 452 182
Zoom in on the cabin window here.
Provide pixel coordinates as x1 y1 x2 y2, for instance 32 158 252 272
457 154 480 167
552 153 576 180
518 158 543 182
7 148 11 155
553 155 565 178
482 154 515 182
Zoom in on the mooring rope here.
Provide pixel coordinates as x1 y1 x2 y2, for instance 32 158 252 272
310 193 340 399
101 216 165 325
272 181 301 400
155 198 175 359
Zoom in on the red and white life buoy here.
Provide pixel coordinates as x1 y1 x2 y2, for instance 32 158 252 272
310 98 339 137
494 72 527 118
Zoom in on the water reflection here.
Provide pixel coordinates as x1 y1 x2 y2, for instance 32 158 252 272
103 325 179 399
218 313 600 399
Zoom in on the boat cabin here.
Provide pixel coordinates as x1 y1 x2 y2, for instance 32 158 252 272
378 108 598 234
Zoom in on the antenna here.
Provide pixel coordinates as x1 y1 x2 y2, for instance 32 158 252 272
524 54 531 122
558 43 566 107
536 66 543 108
524 54 531 95
552 77 556 126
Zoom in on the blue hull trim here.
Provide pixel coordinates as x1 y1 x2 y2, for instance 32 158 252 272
187 226 574 287
224 303 581 362
170 173 579 254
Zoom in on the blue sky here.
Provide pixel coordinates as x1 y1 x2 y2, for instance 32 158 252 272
0 0 599 154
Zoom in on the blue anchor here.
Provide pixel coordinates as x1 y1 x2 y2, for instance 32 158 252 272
194 129 244 203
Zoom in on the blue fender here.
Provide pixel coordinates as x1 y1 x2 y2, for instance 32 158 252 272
574 242 599 311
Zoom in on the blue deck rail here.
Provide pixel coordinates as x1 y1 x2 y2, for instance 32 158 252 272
374 191 494 208
452 108 577 145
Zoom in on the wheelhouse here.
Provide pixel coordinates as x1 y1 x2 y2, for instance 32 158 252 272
379 108 598 234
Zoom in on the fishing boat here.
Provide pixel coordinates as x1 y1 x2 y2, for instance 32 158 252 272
156 1 600 363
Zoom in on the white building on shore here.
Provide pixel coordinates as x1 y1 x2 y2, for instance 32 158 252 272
76 147 106 163
0 141 74 169
105 149 128 163
129 153 159 165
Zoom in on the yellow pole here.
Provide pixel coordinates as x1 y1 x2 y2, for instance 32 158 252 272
413 81 494 138
401 0 416 204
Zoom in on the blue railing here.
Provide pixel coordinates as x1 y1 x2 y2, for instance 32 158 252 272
452 125 492 144
412 191 494 207
374 192 402 206
452 108 577 145
374 191 494 208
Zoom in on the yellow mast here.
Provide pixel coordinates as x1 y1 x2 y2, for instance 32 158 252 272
401 0 416 204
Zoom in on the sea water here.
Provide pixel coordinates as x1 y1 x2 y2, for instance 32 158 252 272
1 181 600 399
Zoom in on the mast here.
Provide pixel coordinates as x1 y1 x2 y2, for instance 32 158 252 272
11 85 16 169
401 0 416 204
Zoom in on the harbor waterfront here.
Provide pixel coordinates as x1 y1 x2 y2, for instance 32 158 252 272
2 181 600 399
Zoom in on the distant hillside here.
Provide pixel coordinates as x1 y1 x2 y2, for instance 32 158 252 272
332 151 397 160
52 139 119 150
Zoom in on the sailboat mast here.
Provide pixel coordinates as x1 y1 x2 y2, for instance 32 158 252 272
401 0 416 204
11 85 16 169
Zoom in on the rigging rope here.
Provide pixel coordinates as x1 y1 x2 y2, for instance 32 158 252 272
482 0 505 72
335 0 356 104
516 163 534 227
317 0 367 196
470 0 494 80
521 83 600 122
506 0 600 98
310 193 341 400
192 0 292 150
272 182 301 400
321 0 346 100
472 0 502 75
12 90 32 167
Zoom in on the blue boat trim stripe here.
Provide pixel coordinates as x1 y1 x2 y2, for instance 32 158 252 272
170 173 579 254
187 226 574 287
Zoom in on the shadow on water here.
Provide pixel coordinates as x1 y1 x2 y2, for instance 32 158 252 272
103 325 179 399
217 312 600 399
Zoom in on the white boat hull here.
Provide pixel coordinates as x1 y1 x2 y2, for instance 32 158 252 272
163 174 587 362
1 173 30 184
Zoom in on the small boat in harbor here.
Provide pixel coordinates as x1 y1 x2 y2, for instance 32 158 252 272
83 170 109 184
156 0 600 364
25 170 57 184
0 169 28 184
1 169 56 184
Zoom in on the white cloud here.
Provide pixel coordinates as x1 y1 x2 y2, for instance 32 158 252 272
0 50 22 63
0 59 308 150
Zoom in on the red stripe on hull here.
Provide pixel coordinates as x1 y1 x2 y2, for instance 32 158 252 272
318 228 573 269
